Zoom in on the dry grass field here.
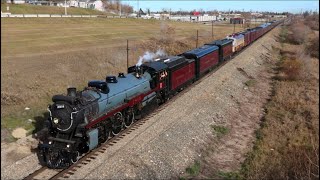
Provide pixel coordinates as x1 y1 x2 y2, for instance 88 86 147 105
240 16 319 180
1 18 244 137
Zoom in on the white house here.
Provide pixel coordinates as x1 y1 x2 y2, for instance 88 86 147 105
69 0 78 7
6 0 25 4
87 0 104 11
56 1 69 7
128 13 137 18
78 0 89 8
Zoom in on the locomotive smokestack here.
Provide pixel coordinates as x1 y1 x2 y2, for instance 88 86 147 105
134 66 142 78
67 87 77 97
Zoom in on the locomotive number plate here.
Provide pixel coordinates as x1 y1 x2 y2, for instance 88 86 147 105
56 104 65 109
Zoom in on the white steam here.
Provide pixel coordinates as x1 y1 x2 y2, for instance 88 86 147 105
136 49 167 66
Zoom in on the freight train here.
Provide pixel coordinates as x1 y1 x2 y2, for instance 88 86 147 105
38 20 282 168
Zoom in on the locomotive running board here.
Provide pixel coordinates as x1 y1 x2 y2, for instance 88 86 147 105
48 137 76 144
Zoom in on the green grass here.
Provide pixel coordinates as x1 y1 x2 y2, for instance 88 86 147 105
1 116 34 132
216 171 243 180
185 161 201 176
210 125 229 138
1 3 112 15
1 106 45 133
244 79 257 87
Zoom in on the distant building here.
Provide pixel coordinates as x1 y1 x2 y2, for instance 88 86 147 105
221 13 242 18
193 11 200 16
251 12 263 17
87 0 104 11
128 13 137 17
78 0 89 8
152 13 161 19
23 0 106 11
69 0 78 7
268 15 287 18
6 0 25 4
230 18 244 24
160 13 170 20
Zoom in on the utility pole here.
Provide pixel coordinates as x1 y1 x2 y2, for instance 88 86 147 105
137 0 139 17
196 30 198 48
243 19 245 30
127 39 129 70
211 20 214 39
65 0 67 15
119 0 121 16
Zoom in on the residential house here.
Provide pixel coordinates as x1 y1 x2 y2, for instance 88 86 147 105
6 0 25 4
87 0 104 11
69 0 78 7
78 0 88 8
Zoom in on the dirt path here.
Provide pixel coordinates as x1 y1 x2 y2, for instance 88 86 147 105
1 27 279 180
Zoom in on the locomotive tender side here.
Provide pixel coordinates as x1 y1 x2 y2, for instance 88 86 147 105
182 45 220 79
205 39 233 62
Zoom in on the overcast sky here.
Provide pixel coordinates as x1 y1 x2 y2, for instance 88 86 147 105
122 0 319 13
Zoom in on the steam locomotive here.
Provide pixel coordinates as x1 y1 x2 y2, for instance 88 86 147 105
38 20 282 168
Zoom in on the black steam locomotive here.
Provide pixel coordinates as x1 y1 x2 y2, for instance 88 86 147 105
38 20 282 168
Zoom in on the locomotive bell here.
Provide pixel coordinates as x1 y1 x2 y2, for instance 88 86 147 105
135 66 142 78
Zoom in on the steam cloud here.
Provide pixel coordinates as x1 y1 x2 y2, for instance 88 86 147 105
136 49 167 66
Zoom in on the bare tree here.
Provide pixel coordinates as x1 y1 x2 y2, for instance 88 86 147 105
242 12 252 28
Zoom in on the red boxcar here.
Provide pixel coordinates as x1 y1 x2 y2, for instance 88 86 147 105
182 45 220 78
158 56 196 92
199 50 219 74
240 30 251 46
205 39 233 61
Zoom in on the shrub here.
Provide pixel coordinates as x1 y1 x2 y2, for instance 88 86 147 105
185 161 201 176
305 35 319 58
160 22 176 43
245 79 257 87
281 58 302 81
305 14 319 31
287 24 308 45
210 125 229 138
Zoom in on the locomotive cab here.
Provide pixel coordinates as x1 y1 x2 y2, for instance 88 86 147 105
128 61 169 104
141 61 169 103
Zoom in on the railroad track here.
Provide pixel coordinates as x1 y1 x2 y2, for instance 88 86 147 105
23 25 278 180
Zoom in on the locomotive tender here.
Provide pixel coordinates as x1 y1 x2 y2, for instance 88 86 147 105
38 20 282 168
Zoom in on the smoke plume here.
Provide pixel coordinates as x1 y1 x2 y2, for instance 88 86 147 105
136 49 167 66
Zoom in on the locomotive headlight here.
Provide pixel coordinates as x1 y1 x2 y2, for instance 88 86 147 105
66 144 70 148
53 118 59 124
